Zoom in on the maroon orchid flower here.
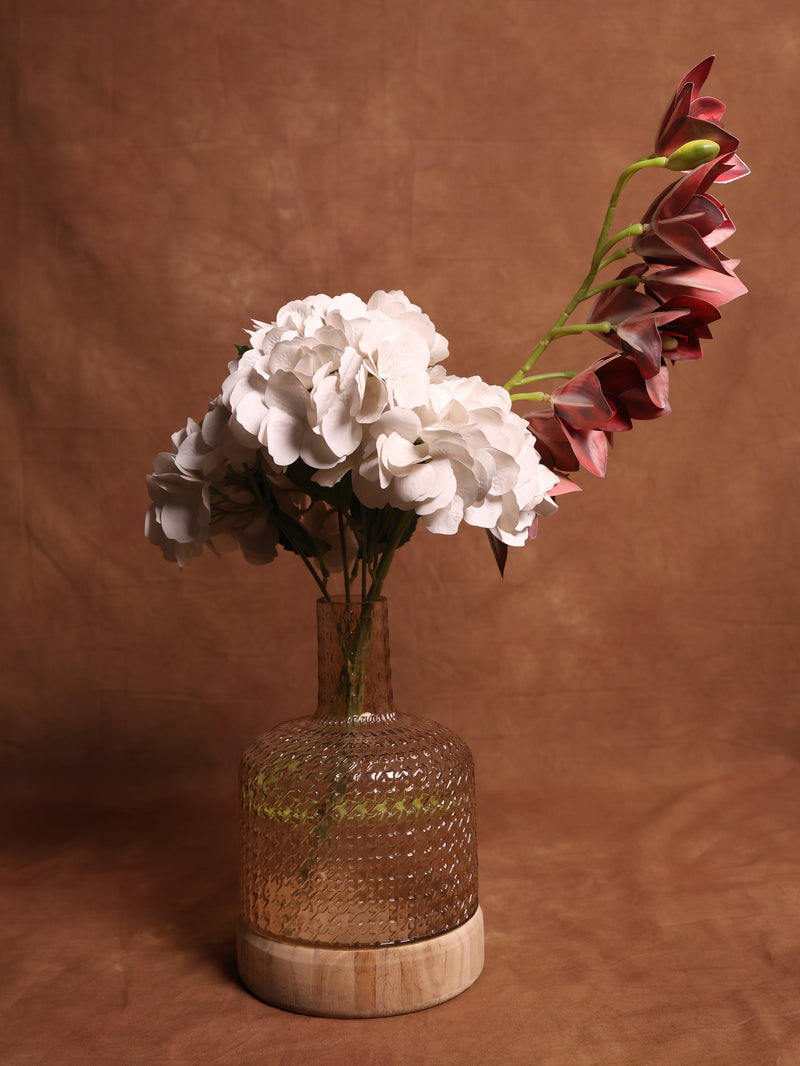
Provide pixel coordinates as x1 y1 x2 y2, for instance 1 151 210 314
526 409 581 474
592 353 670 422
527 370 617 478
655 56 748 182
527 354 671 479
643 261 747 309
655 295 721 361
498 56 747 577
588 269 690 378
633 159 738 275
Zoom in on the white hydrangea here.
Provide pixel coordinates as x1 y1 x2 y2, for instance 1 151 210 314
145 398 280 567
218 290 558 544
145 396 358 569
351 375 559 545
221 290 448 473
147 290 559 568
145 452 214 568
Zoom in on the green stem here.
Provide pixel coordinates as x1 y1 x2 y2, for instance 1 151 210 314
295 541 332 600
550 321 611 338
597 222 645 261
507 390 549 404
503 156 667 393
583 274 640 300
368 510 416 600
596 246 636 274
515 370 576 385
356 502 370 599
338 508 351 603
591 158 666 274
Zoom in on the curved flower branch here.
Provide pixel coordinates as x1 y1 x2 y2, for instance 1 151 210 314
498 57 747 564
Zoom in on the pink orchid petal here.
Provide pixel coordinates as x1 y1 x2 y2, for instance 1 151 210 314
644 368 671 413
655 57 715 145
526 411 580 472
558 423 609 477
659 115 739 160
640 219 731 273
588 285 660 324
710 155 750 183
548 475 582 496
553 373 613 430
644 263 747 307
693 94 726 123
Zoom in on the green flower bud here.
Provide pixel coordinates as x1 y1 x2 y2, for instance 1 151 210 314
665 139 721 172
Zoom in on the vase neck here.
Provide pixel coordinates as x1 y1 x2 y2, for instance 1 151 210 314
315 597 395 723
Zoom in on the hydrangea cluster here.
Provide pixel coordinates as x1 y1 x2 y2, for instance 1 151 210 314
146 290 559 572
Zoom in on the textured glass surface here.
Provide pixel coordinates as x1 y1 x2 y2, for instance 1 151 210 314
239 598 479 948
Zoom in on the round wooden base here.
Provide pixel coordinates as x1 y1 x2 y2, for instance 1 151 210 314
237 906 484 1018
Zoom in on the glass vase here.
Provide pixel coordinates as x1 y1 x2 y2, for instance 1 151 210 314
237 596 483 1017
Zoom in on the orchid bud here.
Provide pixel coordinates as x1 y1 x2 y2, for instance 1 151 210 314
665 139 721 171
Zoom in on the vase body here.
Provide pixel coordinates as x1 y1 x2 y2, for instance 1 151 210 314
237 597 482 1015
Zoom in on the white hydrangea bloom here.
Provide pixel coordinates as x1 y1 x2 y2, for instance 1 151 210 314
145 396 358 569
218 290 557 543
145 452 212 567
352 375 559 545
221 290 448 475
148 290 560 569
145 397 279 567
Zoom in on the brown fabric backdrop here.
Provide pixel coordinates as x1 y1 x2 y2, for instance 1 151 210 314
3 0 799 1062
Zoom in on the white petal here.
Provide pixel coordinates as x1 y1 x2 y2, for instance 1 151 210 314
262 409 304 466
232 390 268 443
377 433 426 477
422 495 464 535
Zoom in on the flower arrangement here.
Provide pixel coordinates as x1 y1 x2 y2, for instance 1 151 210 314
146 57 746 593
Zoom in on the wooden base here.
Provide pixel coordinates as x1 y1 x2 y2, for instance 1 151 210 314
237 906 484 1018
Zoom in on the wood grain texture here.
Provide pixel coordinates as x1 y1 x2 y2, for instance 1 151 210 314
237 906 484 1018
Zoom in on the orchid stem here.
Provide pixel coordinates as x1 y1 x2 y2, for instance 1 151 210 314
583 274 641 300
597 222 645 261
596 246 636 274
551 321 611 338
503 155 667 394
515 371 576 385
507 390 549 403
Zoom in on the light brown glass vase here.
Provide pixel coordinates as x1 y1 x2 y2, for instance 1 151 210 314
237 597 484 1017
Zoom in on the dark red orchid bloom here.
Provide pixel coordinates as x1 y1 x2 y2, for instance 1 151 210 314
550 370 617 477
592 353 670 422
655 56 749 182
642 261 747 309
527 354 671 479
656 295 721 361
527 370 619 478
527 409 581 474
588 270 689 378
633 159 738 275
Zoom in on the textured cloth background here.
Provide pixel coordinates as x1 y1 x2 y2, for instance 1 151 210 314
3 0 799 1062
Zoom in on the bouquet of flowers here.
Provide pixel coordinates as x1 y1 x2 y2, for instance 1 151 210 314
146 57 746 593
